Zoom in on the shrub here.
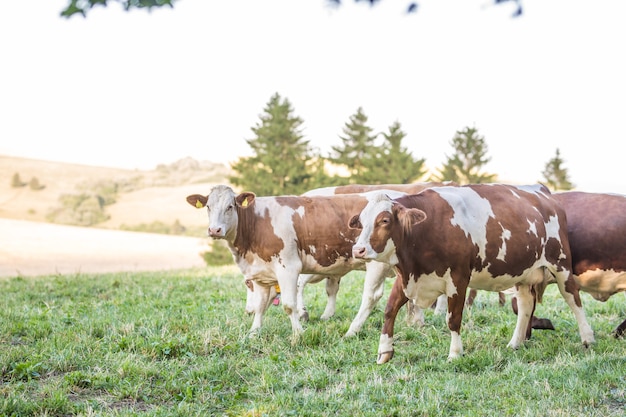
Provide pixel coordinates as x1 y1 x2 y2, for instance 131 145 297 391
202 240 233 266
46 193 109 226
29 177 45 191
11 173 26 188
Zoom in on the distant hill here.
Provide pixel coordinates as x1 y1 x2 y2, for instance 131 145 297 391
0 155 231 231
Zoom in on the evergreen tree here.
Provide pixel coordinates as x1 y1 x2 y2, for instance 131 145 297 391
433 126 497 184
362 121 427 184
541 148 574 191
329 107 379 183
229 93 319 196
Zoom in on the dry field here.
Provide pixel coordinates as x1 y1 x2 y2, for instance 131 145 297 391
0 155 228 278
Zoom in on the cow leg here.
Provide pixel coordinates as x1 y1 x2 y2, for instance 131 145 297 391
466 288 477 307
498 291 506 306
434 294 448 315
467 289 505 307
554 271 595 347
276 270 305 340
248 282 273 335
296 274 313 321
320 276 341 320
508 284 534 349
244 279 256 315
377 275 408 364
346 261 388 337
406 300 425 327
511 294 555 333
446 288 468 360
614 318 626 338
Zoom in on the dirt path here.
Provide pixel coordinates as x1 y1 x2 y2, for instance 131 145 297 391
0 218 210 278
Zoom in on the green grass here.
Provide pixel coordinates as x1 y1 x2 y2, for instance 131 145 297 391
1 268 624 416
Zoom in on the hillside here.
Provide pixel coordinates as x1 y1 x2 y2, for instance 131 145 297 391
0 155 231 230
0 155 234 277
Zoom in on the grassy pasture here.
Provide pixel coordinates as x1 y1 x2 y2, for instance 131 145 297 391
1 267 624 416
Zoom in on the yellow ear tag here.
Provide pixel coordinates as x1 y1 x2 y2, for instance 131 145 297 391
242 197 248 207
195 200 203 208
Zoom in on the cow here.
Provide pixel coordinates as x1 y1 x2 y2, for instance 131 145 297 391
349 184 595 363
187 185 411 339
512 191 626 337
294 182 450 330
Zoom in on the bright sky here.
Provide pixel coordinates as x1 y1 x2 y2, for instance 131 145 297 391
1 0 625 193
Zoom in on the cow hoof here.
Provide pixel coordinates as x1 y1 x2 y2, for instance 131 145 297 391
299 311 310 322
531 318 555 330
376 351 394 364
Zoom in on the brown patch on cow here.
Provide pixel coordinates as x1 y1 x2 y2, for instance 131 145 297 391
233 198 285 262
282 195 367 267
390 191 469 284
556 191 626 276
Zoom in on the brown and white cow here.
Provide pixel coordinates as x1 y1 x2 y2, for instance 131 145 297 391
295 182 450 332
516 191 626 337
349 184 595 363
187 185 409 338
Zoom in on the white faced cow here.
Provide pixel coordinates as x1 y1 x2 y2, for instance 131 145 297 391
187 185 410 338
294 182 450 332
349 184 595 363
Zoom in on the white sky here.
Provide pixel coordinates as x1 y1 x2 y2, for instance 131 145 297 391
1 0 625 193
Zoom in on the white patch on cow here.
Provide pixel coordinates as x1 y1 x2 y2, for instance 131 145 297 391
497 224 511 261
403 271 455 309
576 268 626 301
448 330 463 359
353 193 396 261
513 184 549 198
302 186 338 196
207 185 238 239
363 189 406 201
436 187 494 260
378 333 394 355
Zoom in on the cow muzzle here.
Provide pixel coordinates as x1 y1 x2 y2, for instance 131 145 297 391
352 245 367 259
208 227 225 238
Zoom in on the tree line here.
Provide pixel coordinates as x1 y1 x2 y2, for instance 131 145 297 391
229 92 574 196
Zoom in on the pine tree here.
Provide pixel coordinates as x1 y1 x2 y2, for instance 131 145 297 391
229 93 319 196
433 126 497 184
362 121 427 184
328 107 379 183
541 148 574 191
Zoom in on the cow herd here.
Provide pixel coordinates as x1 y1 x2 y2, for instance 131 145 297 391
186 182 626 363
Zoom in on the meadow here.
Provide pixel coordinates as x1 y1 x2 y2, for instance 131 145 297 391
1 267 624 416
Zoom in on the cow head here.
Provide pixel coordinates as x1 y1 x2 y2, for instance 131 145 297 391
186 185 254 241
350 193 427 265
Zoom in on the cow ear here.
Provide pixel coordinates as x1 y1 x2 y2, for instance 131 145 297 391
186 194 207 208
348 214 362 230
396 206 427 228
236 192 256 208
406 208 427 225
